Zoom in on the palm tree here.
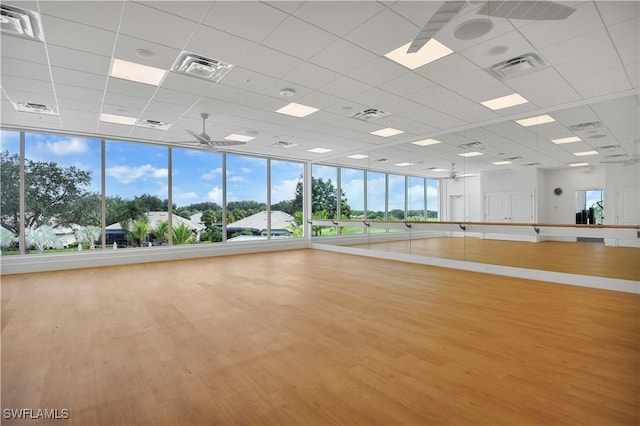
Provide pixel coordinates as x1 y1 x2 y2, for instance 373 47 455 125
131 218 150 247
0 227 16 252
172 223 195 245
312 209 329 236
152 221 169 245
74 225 101 250
25 225 58 253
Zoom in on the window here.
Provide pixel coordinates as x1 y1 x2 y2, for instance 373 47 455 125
340 167 364 234
271 159 304 238
408 176 425 220
311 164 338 236
0 130 21 254
225 154 267 241
387 174 406 221
426 179 440 221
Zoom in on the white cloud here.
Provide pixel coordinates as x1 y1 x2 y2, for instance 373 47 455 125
341 178 365 210
174 191 199 202
408 184 425 206
207 186 223 204
271 178 300 203
240 167 252 173
201 167 222 180
228 175 247 183
106 164 168 185
43 138 91 156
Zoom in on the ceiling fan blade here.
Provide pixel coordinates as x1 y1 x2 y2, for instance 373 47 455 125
207 140 247 147
407 1 467 53
185 128 211 145
477 1 576 20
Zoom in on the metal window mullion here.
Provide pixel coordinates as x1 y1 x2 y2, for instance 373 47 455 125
336 167 341 235
266 158 271 239
19 131 25 255
222 153 227 242
101 140 106 249
168 147 173 245
404 175 408 221
304 161 311 239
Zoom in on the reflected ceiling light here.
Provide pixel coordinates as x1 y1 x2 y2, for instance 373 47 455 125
276 102 319 118
110 58 166 86
573 150 598 156
225 134 254 142
458 151 483 157
569 162 589 167
551 136 581 144
431 168 448 172
370 127 404 137
515 114 555 127
492 161 512 165
394 162 414 167
481 93 528 110
347 154 369 159
384 39 454 70
100 113 136 125
411 138 441 146
307 147 332 154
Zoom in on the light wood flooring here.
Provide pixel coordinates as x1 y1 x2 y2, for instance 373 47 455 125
1 249 639 425
350 237 639 281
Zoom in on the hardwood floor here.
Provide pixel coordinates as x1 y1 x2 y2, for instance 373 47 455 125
350 237 640 281
2 249 639 425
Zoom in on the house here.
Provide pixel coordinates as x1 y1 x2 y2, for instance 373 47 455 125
227 210 296 239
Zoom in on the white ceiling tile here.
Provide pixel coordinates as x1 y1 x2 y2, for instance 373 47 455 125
151 87 199 107
106 77 158 99
295 90 342 110
40 15 117 56
351 87 398 110
119 2 197 50
51 67 107 91
59 117 98 133
113 35 182 70
161 72 215 97
268 2 304 14
202 2 288 44
185 25 257 65
539 30 614 67
319 76 371 100
262 16 338 60
103 91 150 111
57 97 102 112
16 113 62 128
1 57 52 82
47 45 111 75
406 84 458 105
237 45 304 78
349 57 408 87
39 1 124 31
555 49 625 80
459 30 535 69
0 35 48 64
57 106 100 121
439 68 502 98
625 62 639 87
379 73 435 97
283 62 341 90
145 99 192 116
293 1 385 37
2 76 55 98
387 1 444 28
309 39 378 75
344 8 418 56
513 81 581 108
204 84 253 105
596 1 639 26
136 1 213 23
415 54 478 83
609 16 640 51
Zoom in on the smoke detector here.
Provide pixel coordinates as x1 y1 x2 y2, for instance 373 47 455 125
171 52 233 83
136 119 172 130
272 141 297 149
350 108 392 121
488 53 546 80
1 4 44 41
12 102 58 115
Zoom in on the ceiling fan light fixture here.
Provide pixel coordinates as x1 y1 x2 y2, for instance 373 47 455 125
172 52 234 83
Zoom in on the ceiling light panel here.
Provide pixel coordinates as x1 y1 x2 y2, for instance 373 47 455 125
276 102 319 118
458 151 483 157
370 127 404 137
515 114 555 127
573 151 598 156
100 113 137 125
492 161 512 165
411 138 441 146
569 162 589 167
110 58 166 86
384 38 454 70
225 134 254 142
481 93 528 110
347 154 369 159
307 147 332 154
431 168 448 172
394 162 414 167
551 136 581 144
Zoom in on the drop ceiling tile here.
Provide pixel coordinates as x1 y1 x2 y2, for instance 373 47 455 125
161 72 215 97
415 54 478 83
351 87 398 110
57 97 102 112
40 15 117 56
151 87 199 107
309 39 378 75
97 122 136 137
293 1 385 37
514 81 581 108
262 16 338 60
101 103 143 120
3 38 46 72
387 1 444 28
442 103 499 123
119 2 197 50
439 68 502 98
202 2 288 43
344 8 418 56
406 84 458 105
107 77 158 99
51 67 107 91
268 2 304 15
596 1 639 26
57 106 100 121
114 34 182 70
145 99 192 116
204 84 253 105
47 45 111 75
319 76 372 100
349 57 408 87
540 29 614 67
295 90 342 110
137 1 213 23
459 30 536 70
17 114 62 128
283 62 341 90
609 17 640 52
103 91 150 111
625 62 639 87
237 45 304 78
555 49 625 80
379 73 435 97
2 76 55 98
39 1 124 31
185 25 257 65
243 94 287 113
1 57 52 82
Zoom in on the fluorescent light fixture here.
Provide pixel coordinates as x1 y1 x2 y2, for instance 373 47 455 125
515 114 555 127
431 168 448 172
225 134 254 142
307 147 332 154
492 161 512 165
411 138 441 146
569 162 589 167
459 173 476 177
573 150 598 156
100 113 136 125
458 151 483 157
481 93 528 110
551 136 581 144
110 58 166 86
394 162 414 167
276 102 319 118
347 154 369 159
385 39 454 70
370 127 404 137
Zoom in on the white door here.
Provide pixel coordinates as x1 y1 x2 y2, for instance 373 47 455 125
484 191 533 222
510 192 533 222
485 192 508 222
617 186 640 225
449 195 465 221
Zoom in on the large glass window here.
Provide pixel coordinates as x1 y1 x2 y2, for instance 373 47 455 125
0 130 21 254
426 179 440 221
387 174 406 221
105 141 168 248
225 154 267 241
271 159 304 238
340 167 364 234
311 164 338 236
24 133 101 253
366 171 386 221
408 176 425 221
172 148 222 244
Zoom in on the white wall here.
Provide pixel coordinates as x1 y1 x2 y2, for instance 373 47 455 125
443 175 481 221
542 166 606 223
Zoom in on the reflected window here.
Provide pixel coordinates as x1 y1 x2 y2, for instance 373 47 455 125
408 176 425 221
311 164 338 236
271 159 304 238
340 167 364 234
388 174 406 221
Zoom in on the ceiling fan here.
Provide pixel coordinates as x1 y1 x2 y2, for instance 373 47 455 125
448 163 476 180
407 0 577 53
179 113 246 149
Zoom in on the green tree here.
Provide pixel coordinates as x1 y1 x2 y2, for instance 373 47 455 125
152 221 169 245
134 193 167 212
0 227 16 250
25 225 59 253
201 209 220 227
172 223 195 245
312 209 329 236
74 225 101 250
294 176 350 220
131 218 150 247
1 150 92 235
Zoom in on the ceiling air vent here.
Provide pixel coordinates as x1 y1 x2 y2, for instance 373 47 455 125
1 4 44 41
488 53 546 80
598 144 621 151
568 121 602 132
374 158 391 163
522 162 542 167
350 108 391 121
272 141 297 149
136 119 172 130
12 102 58 115
459 141 485 150
171 52 233 83
605 154 626 159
